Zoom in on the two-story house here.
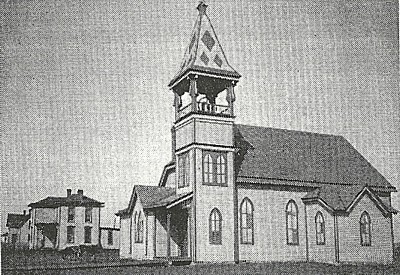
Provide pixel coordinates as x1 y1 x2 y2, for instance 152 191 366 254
28 189 103 250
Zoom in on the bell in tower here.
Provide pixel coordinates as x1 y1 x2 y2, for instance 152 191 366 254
169 1 241 121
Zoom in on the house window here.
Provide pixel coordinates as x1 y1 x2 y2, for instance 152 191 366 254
135 212 144 243
360 211 371 246
209 208 222 245
67 206 75 222
240 197 254 244
67 226 75 243
315 211 325 245
85 207 92 223
84 226 92 243
203 151 227 186
178 153 190 188
286 200 299 245
108 230 113 245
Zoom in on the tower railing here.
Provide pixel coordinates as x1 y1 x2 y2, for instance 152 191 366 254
177 102 231 120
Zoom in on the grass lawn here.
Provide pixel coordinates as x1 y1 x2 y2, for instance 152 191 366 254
4 261 400 275
3 245 400 275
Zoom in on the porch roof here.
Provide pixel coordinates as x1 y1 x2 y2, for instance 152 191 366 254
116 185 192 216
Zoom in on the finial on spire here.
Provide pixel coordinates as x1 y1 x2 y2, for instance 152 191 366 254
197 1 208 15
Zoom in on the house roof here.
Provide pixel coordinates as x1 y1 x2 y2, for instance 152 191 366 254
234 124 395 191
168 1 240 87
6 213 30 228
28 194 103 208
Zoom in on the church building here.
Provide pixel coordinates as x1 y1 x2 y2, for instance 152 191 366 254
117 2 397 264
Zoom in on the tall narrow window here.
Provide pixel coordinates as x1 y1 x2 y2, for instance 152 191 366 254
240 198 254 244
133 212 138 242
85 207 92 223
360 211 371 246
67 226 75 243
178 157 184 188
84 226 92 243
136 212 144 243
184 154 190 187
108 230 113 245
286 200 299 245
203 154 213 184
216 155 226 185
178 153 190 188
67 206 75 222
315 211 325 245
209 208 222 244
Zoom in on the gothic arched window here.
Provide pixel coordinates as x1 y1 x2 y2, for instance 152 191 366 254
240 197 254 244
315 211 325 245
360 211 371 246
209 208 222 244
286 200 299 245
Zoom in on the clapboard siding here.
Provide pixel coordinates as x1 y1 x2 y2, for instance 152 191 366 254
194 148 235 262
237 188 307 262
338 194 393 264
306 204 335 263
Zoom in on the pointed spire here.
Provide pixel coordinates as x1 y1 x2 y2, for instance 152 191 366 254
197 1 208 16
169 2 240 88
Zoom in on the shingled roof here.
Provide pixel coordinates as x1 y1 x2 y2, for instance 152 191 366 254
29 194 103 208
116 185 192 216
234 124 395 191
168 1 240 87
303 185 397 214
6 213 30 228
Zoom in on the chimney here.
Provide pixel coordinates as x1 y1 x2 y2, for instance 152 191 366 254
67 189 72 197
77 189 83 196
23 210 26 215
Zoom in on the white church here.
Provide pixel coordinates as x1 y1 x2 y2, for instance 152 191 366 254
117 2 397 264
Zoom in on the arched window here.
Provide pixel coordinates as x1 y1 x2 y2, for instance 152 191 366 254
240 198 254 244
203 154 213 184
286 200 299 245
209 208 222 244
216 154 226 185
360 211 371 246
315 211 325 245
134 212 143 243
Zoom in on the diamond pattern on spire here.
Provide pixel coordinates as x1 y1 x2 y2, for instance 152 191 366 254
214 55 223 67
200 52 209 65
201 31 215 51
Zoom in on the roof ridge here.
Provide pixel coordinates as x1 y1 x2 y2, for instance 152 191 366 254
235 123 344 138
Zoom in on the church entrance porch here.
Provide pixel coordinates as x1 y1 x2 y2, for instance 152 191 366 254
166 199 192 261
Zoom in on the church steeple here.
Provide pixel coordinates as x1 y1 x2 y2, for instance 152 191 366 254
169 1 240 121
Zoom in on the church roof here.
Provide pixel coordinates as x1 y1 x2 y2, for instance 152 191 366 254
6 213 30 229
168 2 240 87
234 124 395 191
303 185 397 214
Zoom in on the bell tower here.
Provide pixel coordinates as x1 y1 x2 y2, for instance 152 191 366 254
169 2 240 262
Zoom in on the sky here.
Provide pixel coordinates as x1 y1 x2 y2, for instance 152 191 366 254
1 0 399 239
